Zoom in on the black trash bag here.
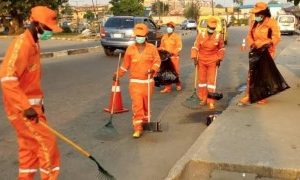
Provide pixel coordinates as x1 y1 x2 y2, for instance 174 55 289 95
248 46 290 103
154 50 179 87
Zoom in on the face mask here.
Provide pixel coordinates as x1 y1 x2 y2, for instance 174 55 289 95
167 27 174 33
255 16 263 22
38 30 53 40
207 28 215 34
135 36 146 44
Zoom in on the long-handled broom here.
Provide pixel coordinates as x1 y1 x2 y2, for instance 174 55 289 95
143 70 162 132
39 121 115 180
104 53 122 128
182 64 201 109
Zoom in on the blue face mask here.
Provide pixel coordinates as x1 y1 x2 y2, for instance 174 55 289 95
255 16 264 22
167 27 174 33
38 30 53 40
135 36 146 44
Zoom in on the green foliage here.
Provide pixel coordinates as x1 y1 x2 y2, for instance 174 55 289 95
61 3 73 15
287 0 300 6
83 10 95 21
233 0 243 6
109 0 144 16
151 1 169 16
184 3 199 21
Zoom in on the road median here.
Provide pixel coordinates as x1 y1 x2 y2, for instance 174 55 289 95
166 40 300 180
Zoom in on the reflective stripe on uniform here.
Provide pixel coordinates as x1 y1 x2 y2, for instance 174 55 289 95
19 168 38 173
192 47 198 51
130 79 154 83
0 76 18 82
111 86 120 92
40 167 60 174
198 84 207 87
7 35 24 76
28 98 43 105
207 85 216 89
120 66 127 72
133 120 143 125
154 63 160 67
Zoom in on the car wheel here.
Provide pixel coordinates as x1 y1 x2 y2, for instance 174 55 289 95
104 47 115 56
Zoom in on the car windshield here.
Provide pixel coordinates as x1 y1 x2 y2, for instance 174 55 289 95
188 20 196 23
279 16 294 23
105 18 135 28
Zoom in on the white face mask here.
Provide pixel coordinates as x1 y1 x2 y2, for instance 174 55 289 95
207 28 215 34
167 27 174 33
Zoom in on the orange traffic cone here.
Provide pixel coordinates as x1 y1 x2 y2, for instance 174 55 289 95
240 38 246 51
104 80 129 114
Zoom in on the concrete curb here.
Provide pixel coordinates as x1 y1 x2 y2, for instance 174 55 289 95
50 37 100 42
0 46 103 62
165 40 300 180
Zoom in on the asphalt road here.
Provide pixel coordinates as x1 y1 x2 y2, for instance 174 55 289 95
0 27 296 180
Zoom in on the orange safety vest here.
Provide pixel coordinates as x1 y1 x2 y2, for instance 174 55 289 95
160 33 182 56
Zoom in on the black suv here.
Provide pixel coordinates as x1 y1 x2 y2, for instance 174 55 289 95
100 16 163 56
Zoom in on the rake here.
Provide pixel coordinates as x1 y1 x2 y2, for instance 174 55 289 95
182 64 201 109
39 121 115 180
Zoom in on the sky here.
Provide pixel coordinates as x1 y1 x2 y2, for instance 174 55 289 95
69 0 289 7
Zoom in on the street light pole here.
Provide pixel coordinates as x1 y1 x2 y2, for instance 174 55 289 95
211 0 215 15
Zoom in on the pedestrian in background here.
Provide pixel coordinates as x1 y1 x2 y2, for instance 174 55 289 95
159 21 183 93
0 6 61 180
238 2 281 105
113 23 161 138
191 17 225 110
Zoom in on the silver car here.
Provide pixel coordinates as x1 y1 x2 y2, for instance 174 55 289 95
181 19 197 30
100 16 163 56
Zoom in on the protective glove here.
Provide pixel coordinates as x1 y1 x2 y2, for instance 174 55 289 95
113 74 117 81
216 60 222 67
146 69 155 78
192 58 198 66
24 107 39 123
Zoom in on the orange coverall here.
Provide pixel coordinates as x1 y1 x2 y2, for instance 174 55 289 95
247 17 281 58
240 17 281 103
0 30 60 180
159 32 182 89
191 31 225 103
116 42 161 131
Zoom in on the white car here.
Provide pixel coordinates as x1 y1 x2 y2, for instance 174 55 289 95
277 14 297 35
181 19 197 30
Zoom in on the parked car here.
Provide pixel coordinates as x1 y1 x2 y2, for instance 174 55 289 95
197 16 229 45
100 16 163 56
277 14 297 35
180 19 197 30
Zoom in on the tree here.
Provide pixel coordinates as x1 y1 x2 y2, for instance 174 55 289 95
151 1 169 16
61 3 73 16
215 4 224 8
184 3 199 21
83 10 95 21
287 0 300 6
0 0 67 35
109 0 144 16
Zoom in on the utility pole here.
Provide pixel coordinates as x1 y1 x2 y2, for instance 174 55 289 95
211 0 215 15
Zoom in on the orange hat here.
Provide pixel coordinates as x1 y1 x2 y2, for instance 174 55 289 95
207 17 218 28
251 2 268 14
133 23 148 36
166 21 176 28
30 6 62 32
